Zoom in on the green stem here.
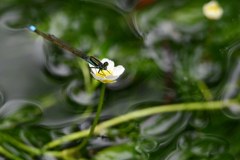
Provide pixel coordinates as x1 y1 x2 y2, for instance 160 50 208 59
44 99 237 149
196 80 213 101
0 133 62 158
1 133 41 155
40 94 57 109
78 59 91 93
0 145 23 160
78 83 106 149
43 129 90 150
94 100 232 133
60 83 106 155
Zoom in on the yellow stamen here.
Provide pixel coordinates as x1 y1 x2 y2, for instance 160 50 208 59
100 79 116 83
203 1 223 20
95 70 113 78
206 5 220 13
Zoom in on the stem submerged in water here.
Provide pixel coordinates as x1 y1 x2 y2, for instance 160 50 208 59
78 83 106 150
44 99 238 150
60 83 106 157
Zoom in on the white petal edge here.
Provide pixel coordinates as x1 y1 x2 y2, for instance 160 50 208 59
203 1 223 20
90 72 105 81
102 58 114 71
89 67 99 74
112 65 125 76
105 75 120 80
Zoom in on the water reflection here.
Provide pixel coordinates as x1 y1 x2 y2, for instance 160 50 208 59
140 137 158 152
64 80 99 106
0 85 5 106
20 127 53 149
165 131 233 159
141 112 191 143
93 143 149 160
46 58 72 77
0 99 42 129
222 59 240 119
0 0 240 159
107 70 136 90
42 42 75 78
0 10 22 29
145 21 182 47
189 113 208 129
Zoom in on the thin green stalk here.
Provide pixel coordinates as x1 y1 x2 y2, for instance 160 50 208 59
197 80 213 101
0 146 23 160
43 129 90 150
40 94 57 109
44 99 238 149
43 151 62 158
78 59 91 93
89 78 100 93
60 83 106 155
94 100 232 133
1 133 41 155
0 133 63 158
78 83 106 149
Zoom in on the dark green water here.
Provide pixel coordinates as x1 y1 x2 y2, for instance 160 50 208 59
1 0 240 159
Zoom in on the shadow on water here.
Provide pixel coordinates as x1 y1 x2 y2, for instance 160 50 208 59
1 0 240 159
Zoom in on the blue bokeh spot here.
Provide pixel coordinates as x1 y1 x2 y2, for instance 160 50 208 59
29 25 36 31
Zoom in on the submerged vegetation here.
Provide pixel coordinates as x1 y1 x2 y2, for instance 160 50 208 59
1 0 240 159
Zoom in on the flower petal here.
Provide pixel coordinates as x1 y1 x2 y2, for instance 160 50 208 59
203 1 223 20
90 72 105 81
113 65 125 76
105 75 120 80
100 79 116 83
89 58 124 83
102 58 114 70
90 67 99 74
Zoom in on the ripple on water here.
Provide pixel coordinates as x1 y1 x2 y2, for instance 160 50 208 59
45 57 72 78
19 127 53 149
165 131 233 159
138 137 158 153
92 143 148 160
0 99 42 130
0 10 22 29
0 85 5 106
64 80 99 106
140 112 191 146
1 141 32 160
189 112 209 129
222 59 240 119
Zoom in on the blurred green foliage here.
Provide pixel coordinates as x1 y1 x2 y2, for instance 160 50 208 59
1 0 240 159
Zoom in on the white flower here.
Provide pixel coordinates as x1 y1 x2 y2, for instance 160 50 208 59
203 1 223 20
89 58 125 83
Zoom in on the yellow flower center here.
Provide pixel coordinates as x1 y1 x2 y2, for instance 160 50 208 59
206 5 220 13
203 1 223 20
100 79 116 83
95 69 113 78
94 69 115 83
